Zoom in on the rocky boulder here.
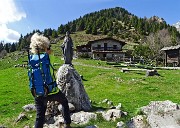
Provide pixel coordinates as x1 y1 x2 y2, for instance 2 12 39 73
127 100 180 128
56 64 91 112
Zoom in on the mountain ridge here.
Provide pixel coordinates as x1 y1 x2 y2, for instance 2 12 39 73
1 7 180 61
173 21 180 32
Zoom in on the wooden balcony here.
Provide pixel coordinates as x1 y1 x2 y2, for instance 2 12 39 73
92 47 121 51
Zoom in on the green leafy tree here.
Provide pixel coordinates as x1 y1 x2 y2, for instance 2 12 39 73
132 44 152 60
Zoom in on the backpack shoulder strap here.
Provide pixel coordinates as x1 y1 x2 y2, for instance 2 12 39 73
46 53 56 80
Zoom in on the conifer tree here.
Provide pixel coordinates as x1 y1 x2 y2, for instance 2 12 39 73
58 24 64 34
10 43 16 52
52 30 58 38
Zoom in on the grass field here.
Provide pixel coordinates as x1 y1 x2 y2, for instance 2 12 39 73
0 54 180 128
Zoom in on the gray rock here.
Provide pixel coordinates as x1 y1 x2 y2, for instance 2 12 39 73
102 99 109 103
147 110 180 128
141 100 179 115
116 103 122 110
58 103 75 112
128 100 180 128
102 109 122 121
116 121 125 128
56 64 91 111
85 125 98 128
127 115 150 128
22 104 36 112
146 69 159 76
71 111 97 124
16 113 28 122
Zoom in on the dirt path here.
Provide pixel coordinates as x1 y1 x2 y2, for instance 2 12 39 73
73 62 113 70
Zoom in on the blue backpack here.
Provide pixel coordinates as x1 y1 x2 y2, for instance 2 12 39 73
28 52 58 97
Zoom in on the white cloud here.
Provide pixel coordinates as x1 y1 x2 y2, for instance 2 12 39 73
0 24 20 43
0 0 26 43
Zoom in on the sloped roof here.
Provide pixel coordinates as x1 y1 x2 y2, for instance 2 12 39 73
87 37 126 46
161 45 180 51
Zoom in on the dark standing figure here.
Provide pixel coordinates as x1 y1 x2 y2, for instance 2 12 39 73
61 31 73 65
29 33 71 128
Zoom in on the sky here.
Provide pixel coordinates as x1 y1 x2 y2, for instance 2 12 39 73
0 0 180 43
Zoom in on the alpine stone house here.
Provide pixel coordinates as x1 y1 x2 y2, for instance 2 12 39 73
76 38 126 60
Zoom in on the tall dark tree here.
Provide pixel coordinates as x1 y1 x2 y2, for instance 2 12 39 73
92 26 97 35
10 43 16 52
52 30 58 38
58 24 64 34
64 24 70 33
17 34 23 50
4 43 10 53
76 18 85 31
85 25 92 34
44 28 52 37
0 43 4 52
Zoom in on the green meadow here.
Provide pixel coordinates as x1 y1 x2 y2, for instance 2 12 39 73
0 54 180 128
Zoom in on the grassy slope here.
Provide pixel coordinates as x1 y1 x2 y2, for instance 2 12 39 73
1 55 180 127
0 35 180 127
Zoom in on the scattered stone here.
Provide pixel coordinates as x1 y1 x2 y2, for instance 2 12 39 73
58 103 75 112
141 100 179 115
116 121 125 128
107 100 113 106
122 111 128 116
71 111 97 124
116 103 122 110
128 100 180 128
22 104 36 112
102 99 109 103
146 69 159 76
127 115 150 128
96 109 105 114
102 109 122 121
16 113 28 122
85 125 98 128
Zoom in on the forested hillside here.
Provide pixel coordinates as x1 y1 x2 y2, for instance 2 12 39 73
1 7 180 61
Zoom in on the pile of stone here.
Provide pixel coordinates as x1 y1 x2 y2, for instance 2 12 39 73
127 100 180 128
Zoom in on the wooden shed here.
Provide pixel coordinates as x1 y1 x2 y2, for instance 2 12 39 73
161 45 180 67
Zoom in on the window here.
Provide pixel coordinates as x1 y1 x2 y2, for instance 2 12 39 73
113 45 117 49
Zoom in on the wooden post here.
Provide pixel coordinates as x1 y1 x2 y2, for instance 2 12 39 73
165 51 167 67
178 49 180 67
